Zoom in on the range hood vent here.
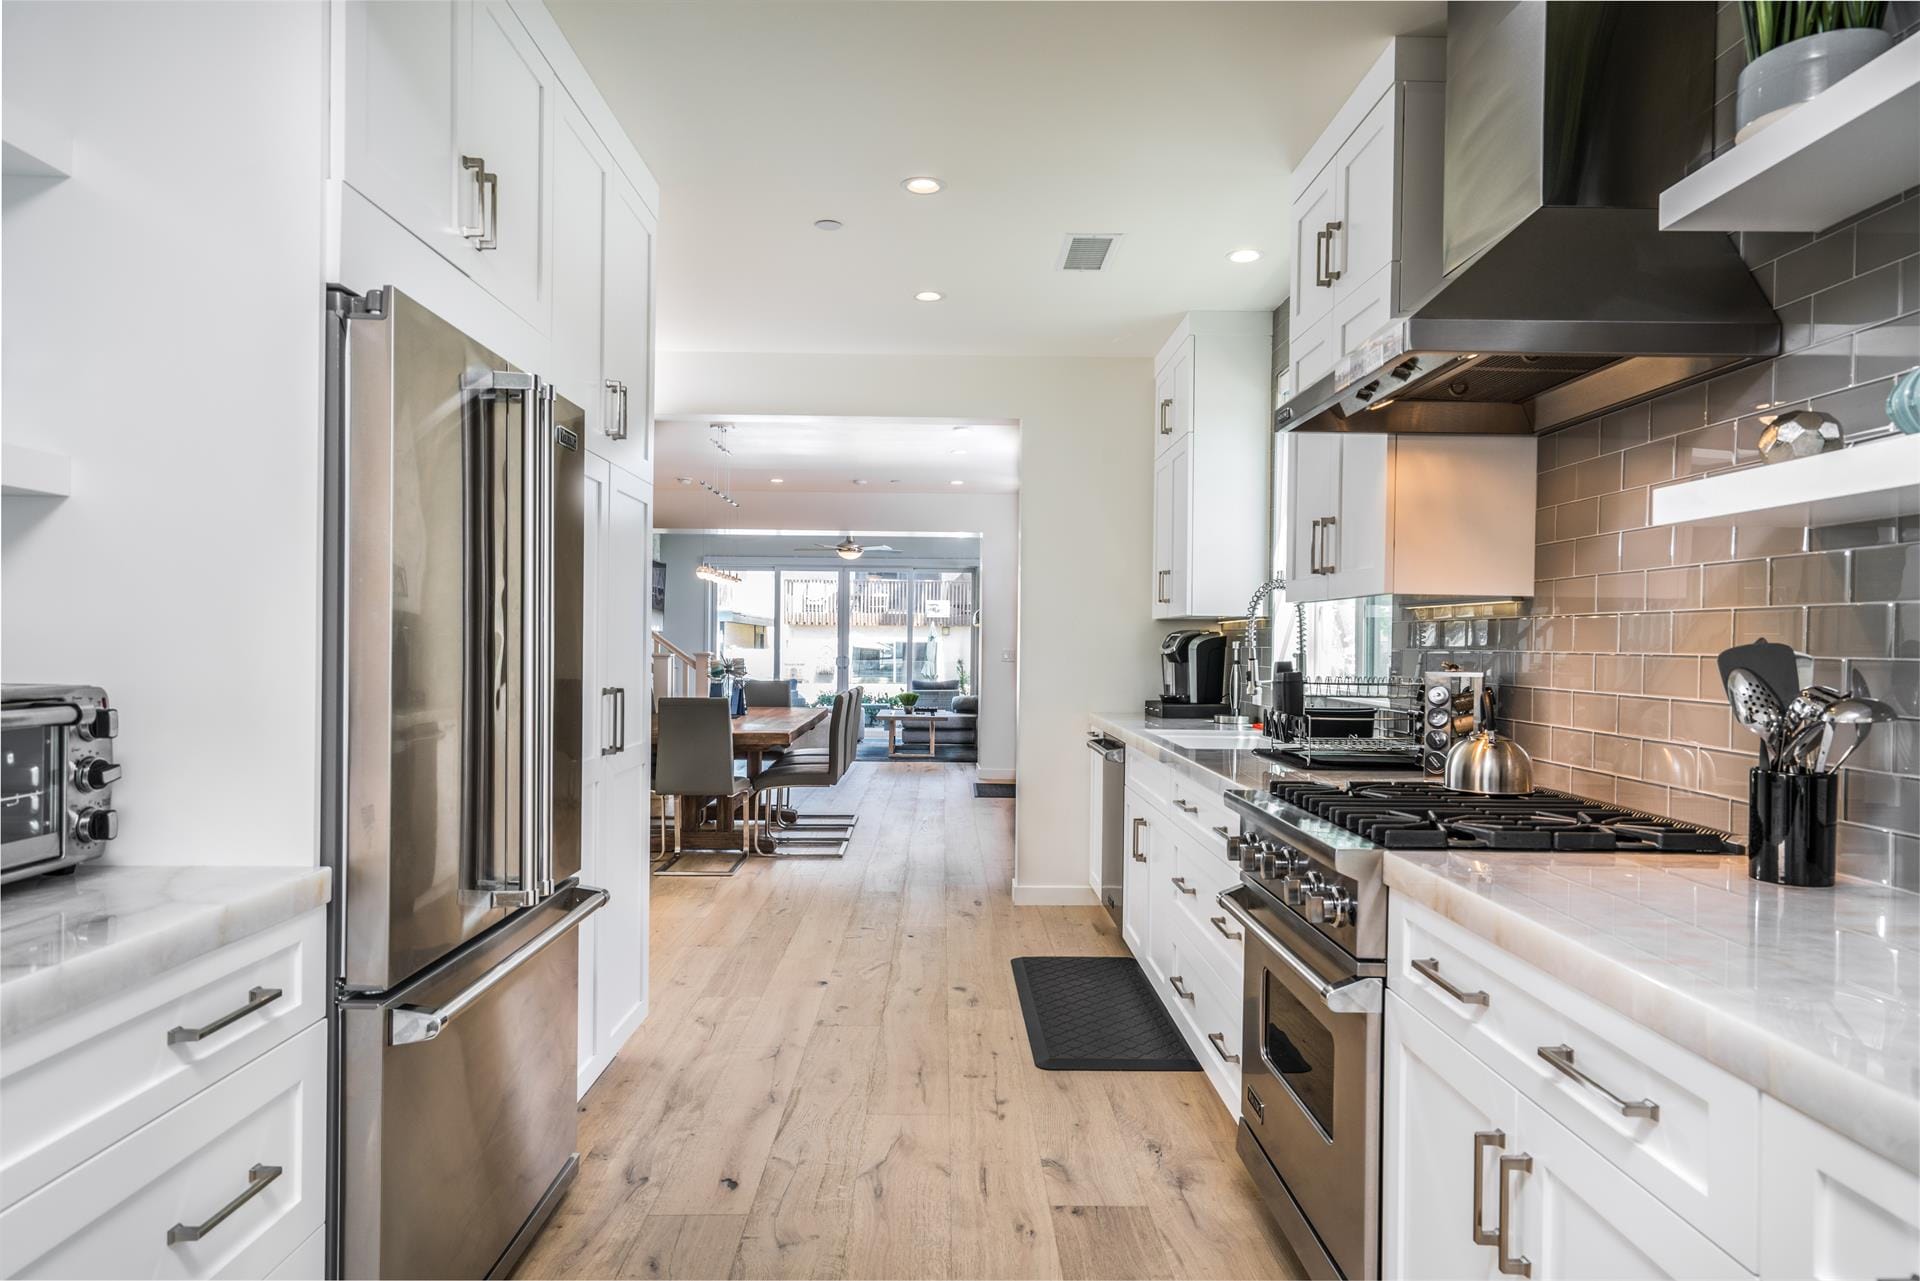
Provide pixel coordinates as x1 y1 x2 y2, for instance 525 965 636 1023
1278 2 1781 437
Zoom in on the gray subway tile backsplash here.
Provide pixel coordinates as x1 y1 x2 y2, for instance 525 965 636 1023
1397 189 1920 889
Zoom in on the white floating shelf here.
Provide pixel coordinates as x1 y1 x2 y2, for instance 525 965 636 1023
1649 434 1920 528
1 102 73 180
2 443 72 498
1659 38 1920 232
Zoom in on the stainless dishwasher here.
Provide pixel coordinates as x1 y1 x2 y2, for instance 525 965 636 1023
1086 731 1127 925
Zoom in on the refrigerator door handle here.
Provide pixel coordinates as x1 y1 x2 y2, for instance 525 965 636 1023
390 885 608 1045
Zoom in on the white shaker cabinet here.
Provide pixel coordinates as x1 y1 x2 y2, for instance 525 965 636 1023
1150 313 1271 619
550 97 609 436
600 177 656 477
1282 432 1537 603
457 1 550 325
576 455 653 1094
1759 1097 1920 1280
1287 38 1444 393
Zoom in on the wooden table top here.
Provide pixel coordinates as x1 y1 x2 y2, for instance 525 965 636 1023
729 704 829 749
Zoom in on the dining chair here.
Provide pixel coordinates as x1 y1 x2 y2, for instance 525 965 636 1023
773 685 860 830
653 696 751 876
751 689 854 856
741 679 793 708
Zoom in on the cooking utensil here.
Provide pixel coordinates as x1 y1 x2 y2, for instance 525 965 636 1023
1815 696 1897 772
1443 688 1535 795
1726 668 1785 767
1717 640 1800 710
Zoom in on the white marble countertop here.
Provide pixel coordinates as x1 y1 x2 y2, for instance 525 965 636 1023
1 864 332 1040
1091 713 1419 795
1385 850 1920 1172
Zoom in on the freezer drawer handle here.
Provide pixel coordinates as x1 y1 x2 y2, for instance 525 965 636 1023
389 886 610 1045
166 1163 281 1245
167 987 283 1045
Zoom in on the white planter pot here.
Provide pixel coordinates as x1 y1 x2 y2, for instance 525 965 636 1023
1735 27 1894 143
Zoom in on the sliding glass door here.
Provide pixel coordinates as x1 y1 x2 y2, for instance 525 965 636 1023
710 565 978 707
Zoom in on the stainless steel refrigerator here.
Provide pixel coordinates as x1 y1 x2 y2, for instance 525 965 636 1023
323 285 605 1279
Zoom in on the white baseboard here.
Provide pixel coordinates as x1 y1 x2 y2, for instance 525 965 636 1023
977 768 1015 784
1011 880 1098 906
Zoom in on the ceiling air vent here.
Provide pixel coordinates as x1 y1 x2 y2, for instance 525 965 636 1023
1056 233 1121 272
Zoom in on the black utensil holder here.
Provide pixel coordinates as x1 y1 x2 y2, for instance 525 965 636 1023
1747 767 1838 888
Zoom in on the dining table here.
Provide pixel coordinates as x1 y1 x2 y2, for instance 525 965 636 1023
652 703 830 853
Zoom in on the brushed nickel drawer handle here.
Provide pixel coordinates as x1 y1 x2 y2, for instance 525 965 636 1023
1411 957 1489 1007
167 986 283 1045
1538 1044 1659 1120
1472 1130 1505 1246
1168 974 1194 1001
1170 876 1197 896
1173 799 1199 814
1209 914 1242 941
1159 397 1174 435
1498 1153 1531 1276
1208 1031 1240 1063
167 1163 282 1244
1211 824 1230 838
1156 569 1170 604
1131 815 1148 863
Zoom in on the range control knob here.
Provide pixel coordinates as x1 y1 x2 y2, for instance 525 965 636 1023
1308 886 1355 927
1284 871 1318 908
73 807 118 846
72 756 121 793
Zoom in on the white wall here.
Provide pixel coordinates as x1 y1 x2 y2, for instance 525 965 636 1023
2 2 328 867
658 352 1161 902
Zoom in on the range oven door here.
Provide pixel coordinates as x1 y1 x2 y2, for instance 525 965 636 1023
1220 883 1382 1281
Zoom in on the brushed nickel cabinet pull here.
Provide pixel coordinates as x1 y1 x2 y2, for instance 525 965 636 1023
1538 1044 1659 1120
1159 397 1174 435
1472 1129 1505 1246
1411 957 1490 1007
1168 974 1194 1001
167 1163 281 1245
1170 876 1197 896
1209 914 1242 941
167 987 283 1045
1155 569 1170 604
1323 220 1343 282
1131 816 1148 863
1173 799 1199 814
1208 1031 1240 1063
1498 1153 1532 1276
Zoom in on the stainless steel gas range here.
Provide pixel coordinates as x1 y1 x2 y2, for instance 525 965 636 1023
1216 779 1733 1280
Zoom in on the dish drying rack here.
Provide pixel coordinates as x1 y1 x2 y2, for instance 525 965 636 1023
1266 676 1424 767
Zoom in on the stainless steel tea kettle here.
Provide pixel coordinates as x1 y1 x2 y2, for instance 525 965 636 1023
1444 688 1535 795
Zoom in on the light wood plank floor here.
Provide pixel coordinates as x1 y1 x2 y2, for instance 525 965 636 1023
516 762 1303 1281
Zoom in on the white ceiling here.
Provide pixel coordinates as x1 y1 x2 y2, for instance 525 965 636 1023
552 1 1443 358
657 414 1021 493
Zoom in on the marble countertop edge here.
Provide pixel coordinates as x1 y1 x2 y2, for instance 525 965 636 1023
1383 852 1920 1174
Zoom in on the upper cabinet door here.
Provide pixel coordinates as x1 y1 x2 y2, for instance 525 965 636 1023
1326 434 1388 599
1285 433 1341 601
1329 91 1397 307
600 179 655 475
1154 338 1194 457
340 0 466 264
458 1 550 325
550 98 607 435
1289 164 1339 333
1152 447 1176 618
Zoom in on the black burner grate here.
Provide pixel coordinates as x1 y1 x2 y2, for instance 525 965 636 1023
1268 780 1731 854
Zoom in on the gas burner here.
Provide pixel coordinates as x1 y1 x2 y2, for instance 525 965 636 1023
1266 779 1732 855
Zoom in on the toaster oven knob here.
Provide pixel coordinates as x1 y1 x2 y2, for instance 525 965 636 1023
73 756 121 792
75 707 118 741
73 806 118 846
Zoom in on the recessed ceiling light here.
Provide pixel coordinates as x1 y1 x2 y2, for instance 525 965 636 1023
949 448 968 456
902 176 943 195
770 477 784 484
676 476 693 485
914 290 943 303
950 479 964 486
1227 248 1262 264
813 218 843 231
851 478 869 485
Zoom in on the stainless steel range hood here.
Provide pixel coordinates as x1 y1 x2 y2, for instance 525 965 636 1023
1278 1 1781 437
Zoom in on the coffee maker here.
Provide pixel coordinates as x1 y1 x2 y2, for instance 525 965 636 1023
1146 630 1229 719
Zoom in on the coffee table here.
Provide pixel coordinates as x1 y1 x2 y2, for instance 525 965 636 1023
877 709 947 758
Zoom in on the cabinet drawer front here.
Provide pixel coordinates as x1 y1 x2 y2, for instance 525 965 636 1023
0 1021 326 1280
1171 862 1245 992
1 910 326 1207
1760 1096 1920 1279
1125 754 1174 806
1331 264 1393 366
1390 900 1759 1268
1168 776 1236 846
1162 908 1242 1116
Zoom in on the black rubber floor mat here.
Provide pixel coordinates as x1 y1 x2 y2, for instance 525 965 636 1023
974 782 1015 798
1011 956 1202 1071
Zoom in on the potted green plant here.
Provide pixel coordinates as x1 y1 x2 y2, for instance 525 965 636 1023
1735 2 1890 143
895 691 921 714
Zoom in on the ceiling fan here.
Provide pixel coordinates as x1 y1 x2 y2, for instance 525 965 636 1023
799 537 898 561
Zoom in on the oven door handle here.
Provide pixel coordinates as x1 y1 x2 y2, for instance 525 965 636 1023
1216 888 1381 1015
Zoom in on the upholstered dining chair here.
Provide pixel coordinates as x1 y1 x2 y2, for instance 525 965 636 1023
750 689 855 856
653 697 750 877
